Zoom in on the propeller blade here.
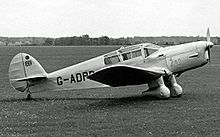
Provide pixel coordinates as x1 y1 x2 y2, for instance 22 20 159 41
208 45 211 64
206 28 213 64
207 28 210 42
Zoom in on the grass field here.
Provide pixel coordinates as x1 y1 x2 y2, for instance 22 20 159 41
0 46 219 136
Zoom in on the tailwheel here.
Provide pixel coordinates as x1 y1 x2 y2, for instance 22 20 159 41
26 93 32 100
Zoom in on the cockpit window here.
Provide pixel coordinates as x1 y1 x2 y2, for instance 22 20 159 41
122 52 131 60
132 50 141 58
104 55 120 65
144 48 157 57
148 49 157 55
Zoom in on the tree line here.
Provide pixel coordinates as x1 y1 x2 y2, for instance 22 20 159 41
43 35 133 46
43 35 220 46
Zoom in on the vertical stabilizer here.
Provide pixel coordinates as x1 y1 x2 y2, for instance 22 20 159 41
9 53 47 92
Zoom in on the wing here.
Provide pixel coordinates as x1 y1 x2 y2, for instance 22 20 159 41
87 65 166 87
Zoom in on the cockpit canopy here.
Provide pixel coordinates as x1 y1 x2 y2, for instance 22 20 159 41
104 43 161 65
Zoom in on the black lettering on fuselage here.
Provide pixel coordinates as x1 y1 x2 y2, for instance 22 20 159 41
82 72 88 81
57 71 95 85
70 74 76 83
76 73 82 82
57 76 63 85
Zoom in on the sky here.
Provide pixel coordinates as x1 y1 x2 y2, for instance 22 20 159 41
0 0 220 38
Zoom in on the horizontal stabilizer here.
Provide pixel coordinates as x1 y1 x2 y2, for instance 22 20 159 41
13 75 47 82
87 65 166 87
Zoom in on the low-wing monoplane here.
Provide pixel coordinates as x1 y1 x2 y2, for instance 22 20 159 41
9 29 214 99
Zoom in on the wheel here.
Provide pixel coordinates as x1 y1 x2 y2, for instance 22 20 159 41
26 94 32 100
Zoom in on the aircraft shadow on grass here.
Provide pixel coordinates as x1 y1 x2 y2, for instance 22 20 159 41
0 94 188 110
0 94 160 105
0 96 160 110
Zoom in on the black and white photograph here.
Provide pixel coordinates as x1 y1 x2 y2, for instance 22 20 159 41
0 0 219 136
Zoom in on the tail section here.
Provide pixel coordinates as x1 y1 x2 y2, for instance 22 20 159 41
9 53 47 92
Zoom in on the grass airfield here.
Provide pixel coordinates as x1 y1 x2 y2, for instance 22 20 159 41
0 46 219 136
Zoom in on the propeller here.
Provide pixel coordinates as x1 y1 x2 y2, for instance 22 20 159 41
206 28 213 64
207 45 211 64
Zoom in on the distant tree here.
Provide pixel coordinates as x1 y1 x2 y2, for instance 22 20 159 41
91 38 99 45
82 34 90 45
43 38 53 46
99 36 110 45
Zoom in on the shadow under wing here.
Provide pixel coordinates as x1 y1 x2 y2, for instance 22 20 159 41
87 65 165 87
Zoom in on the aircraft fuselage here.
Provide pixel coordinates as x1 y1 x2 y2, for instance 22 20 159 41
29 41 211 93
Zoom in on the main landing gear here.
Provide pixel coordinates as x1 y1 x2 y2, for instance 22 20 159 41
142 74 183 99
142 76 170 99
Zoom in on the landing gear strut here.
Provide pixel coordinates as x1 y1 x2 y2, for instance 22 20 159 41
25 81 32 100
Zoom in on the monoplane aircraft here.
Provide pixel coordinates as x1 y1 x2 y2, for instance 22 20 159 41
9 29 214 99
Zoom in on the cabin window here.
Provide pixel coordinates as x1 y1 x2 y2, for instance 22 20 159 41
132 50 141 58
144 48 149 57
122 52 131 60
104 55 120 65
